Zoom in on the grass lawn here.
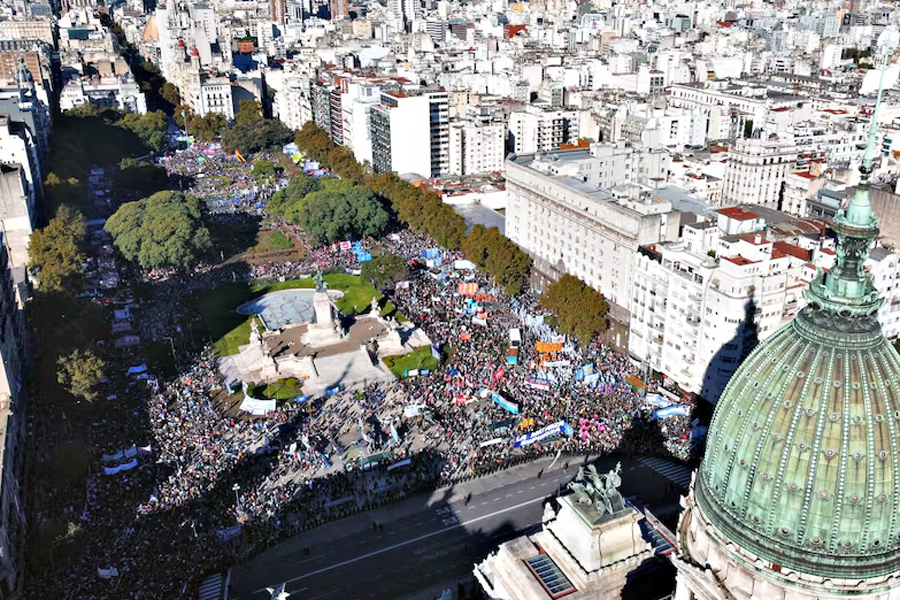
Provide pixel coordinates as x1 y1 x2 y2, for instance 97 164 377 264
383 346 439 378
254 378 304 399
249 230 294 253
200 273 406 357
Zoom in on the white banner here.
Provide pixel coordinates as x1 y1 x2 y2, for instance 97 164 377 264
479 438 506 447
239 397 276 416
104 459 138 475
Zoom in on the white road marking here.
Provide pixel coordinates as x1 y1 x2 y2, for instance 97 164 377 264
287 556 318 567
254 495 546 594
505 494 512 498
517 490 523 494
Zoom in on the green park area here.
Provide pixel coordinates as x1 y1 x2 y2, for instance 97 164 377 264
383 346 440 378
197 273 404 356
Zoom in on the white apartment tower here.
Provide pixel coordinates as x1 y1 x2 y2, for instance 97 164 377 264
370 88 449 178
507 105 580 154
448 120 505 176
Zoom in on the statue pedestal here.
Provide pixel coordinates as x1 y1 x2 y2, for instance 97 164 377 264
547 495 650 572
301 291 344 347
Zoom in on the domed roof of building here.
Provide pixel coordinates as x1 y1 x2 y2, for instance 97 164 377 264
696 65 900 580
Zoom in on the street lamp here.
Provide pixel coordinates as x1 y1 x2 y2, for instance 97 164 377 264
232 483 241 508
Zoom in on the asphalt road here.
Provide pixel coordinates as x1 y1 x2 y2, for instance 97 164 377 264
228 455 684 600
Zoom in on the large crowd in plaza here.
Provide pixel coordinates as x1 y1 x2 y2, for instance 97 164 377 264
36 148 695 600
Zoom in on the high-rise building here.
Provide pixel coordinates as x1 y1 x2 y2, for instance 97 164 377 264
675 51 900 600
329 0 348 20
370 88 449 178
270 0 286 24
448 120 505 176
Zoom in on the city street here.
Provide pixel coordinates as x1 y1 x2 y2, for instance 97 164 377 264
229 455 685 600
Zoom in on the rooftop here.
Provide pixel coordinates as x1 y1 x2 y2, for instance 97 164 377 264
717 206 759 221
722 255 757 266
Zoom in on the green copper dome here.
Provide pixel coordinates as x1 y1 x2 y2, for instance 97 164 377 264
696 55 900 580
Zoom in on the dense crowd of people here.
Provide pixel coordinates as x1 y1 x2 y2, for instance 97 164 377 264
32 148 696 600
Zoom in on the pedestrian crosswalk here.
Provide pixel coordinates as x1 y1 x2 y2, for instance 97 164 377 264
197 573 223 600
638 457 693 490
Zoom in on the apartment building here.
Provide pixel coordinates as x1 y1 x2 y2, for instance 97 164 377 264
370 88 449 178
507 104 579 154
273 74 312 132
668 81 802 140
448 120 505 176
59 74 147 114
0 165 34 269
341 81 382 165
505 148 680 316
0 19 55 45
629 204 900 402
721 136 797 209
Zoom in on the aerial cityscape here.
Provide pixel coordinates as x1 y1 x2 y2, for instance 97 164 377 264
0 0 897 598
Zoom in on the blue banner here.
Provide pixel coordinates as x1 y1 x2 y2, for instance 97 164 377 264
513 421 573 447
325 385 342 396
294 395 308 403
431 344 441 362
574 364 594 381
653 406 690 420
491 391 519 415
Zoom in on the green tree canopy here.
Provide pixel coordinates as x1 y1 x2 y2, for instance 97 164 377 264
188 112 228 142
116 157 169 192
266 173 322 221
461 224 532 296
43 172 90 216
252 159 277 177
540 274 609 344
299 180 389 245
160 82 180 107
28 205 87 292
118 110 168 154
222 100 292 154
57 349 106 401
294 121 335 164
361 252 410 291
105 191 213 268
